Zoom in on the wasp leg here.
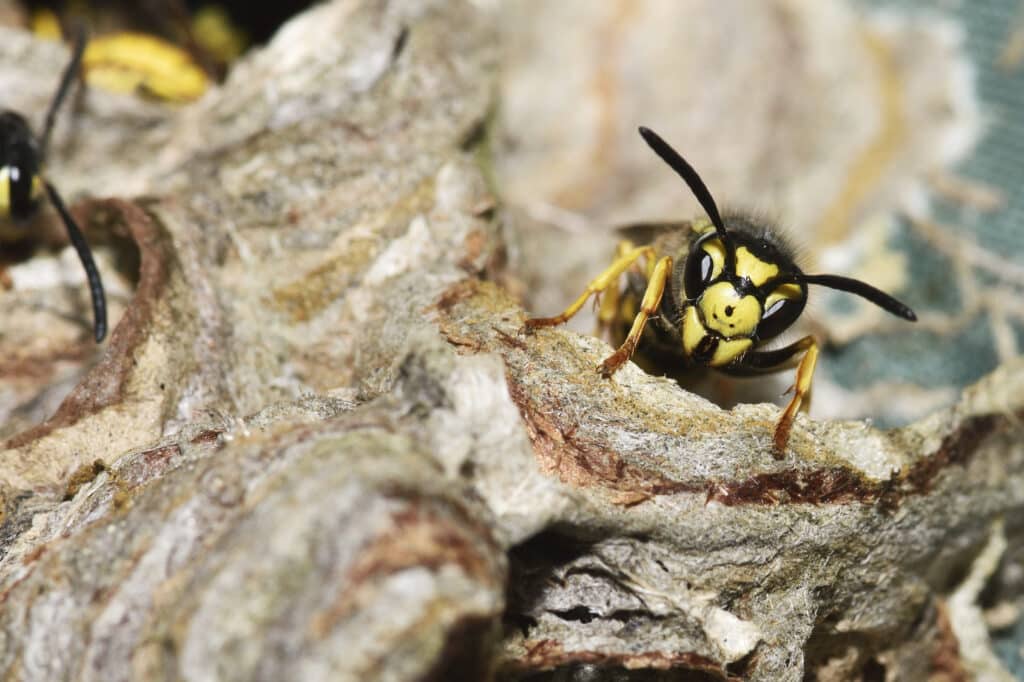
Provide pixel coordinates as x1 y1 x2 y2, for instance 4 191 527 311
595 240 637 337
774 338 818 455
723 336 818 457
594 275 620 336
525 244 655 331
598 255 672 377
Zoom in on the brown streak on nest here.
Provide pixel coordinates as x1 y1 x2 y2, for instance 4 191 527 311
112 444 182 491
364 505 494 582
112 425 231 492
493 326 527 351
708 414 1005 507
0 345 94 380
458 228 488 273
189 429 222 446
707 467 877 506
507 638 735 679
505 373 697 502
432 277 482 315
4 199 174 449
511 369 1007 508
440 332 482 352
379 483 504 560
21 544 45 565
308 496 499 639
433 279 493 352
901 415 998 495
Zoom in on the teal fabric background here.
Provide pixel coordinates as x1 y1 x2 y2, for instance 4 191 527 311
856 0 1023 674
834 0 1024 423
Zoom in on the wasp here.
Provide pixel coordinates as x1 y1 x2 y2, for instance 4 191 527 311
1 29 106 342
525 127 916 455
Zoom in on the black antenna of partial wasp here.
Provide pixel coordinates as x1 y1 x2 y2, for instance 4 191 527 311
638 125 915 322
41 27 107 342
40 26 86 158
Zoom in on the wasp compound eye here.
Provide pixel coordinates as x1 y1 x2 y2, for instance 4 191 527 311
757 297 803 340
684 249 713 298
8 162 38 219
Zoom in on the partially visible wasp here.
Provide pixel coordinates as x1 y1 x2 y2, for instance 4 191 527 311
525 127 916 455
1 28 106 342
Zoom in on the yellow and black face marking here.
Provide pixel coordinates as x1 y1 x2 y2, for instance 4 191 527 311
1 29 106 342
525 127 917 456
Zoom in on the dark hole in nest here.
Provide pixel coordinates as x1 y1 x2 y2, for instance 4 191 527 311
504 527 600 636
183 0 316 45
861 658 886 682
20 1 316 43
18 1 318 77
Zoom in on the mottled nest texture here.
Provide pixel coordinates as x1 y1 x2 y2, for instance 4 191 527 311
0 2 1022 681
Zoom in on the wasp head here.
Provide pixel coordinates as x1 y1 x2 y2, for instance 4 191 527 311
0 111 43 221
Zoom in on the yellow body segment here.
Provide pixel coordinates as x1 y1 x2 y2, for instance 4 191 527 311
0 167 8 216
765 283 803 309
692 218 715 234
192 6 249 64
734 246 779 286
698 282 761 338
596 240 635 332
30 9 63 41
681 305 753 367
710 338 752 367
681 306 704 357
83 33 209 103
701 238 726 281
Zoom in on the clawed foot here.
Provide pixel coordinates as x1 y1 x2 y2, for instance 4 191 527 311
771 426 789 459
597 350 628 378
521 316 563 335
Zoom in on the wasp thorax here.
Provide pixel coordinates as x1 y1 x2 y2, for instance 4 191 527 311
698 282 761 338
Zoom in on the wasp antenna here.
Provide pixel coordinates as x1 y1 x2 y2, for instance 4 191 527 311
40 25 87 159
44 181 107 342
803 273 917 321
638 126 731 244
